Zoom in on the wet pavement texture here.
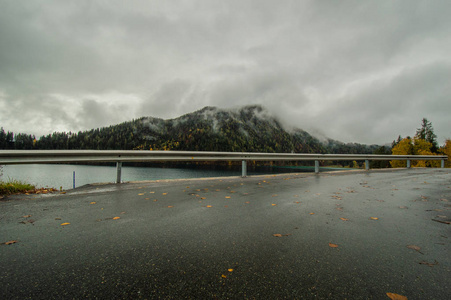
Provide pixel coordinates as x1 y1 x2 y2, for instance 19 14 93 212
1 168 450 299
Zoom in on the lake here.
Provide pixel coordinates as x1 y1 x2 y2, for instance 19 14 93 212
0 163 324 190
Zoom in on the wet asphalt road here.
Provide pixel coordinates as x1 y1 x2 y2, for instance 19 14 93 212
1 168 450 299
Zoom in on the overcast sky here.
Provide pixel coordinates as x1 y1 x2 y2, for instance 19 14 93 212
0 0 450 145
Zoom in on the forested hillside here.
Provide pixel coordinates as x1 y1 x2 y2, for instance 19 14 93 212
1 105 379 154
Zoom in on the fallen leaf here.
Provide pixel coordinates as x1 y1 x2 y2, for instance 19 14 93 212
201 197 206 200
221 274 227 278
162 193 167 195
407 245 424 254
225 196 231 199
90 202 96 204
138 193 145 196
386 292 408 300
273 234 283 237
113 217 120 220
228 269 234 272
206 205 212 208
340 218 349 221
419 260 439 267
309 212 315 215
120 211 126 214
22 215 32 218
60 222 70 226
329 243 339 248
150 191 155 194
167 205 173 208
271 204 277 206
370 217 379 220
55 217 61 220
4 240 18 245
431 219 450 225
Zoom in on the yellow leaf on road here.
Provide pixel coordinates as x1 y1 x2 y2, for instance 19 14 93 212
138 193 144 196
386 293 408 300
113 217 120 220
370 217 379 220
329 243 339 248
340 218 349 221
228 269 234 272
5 240 18 245
90 202 96 204
61 223 70 226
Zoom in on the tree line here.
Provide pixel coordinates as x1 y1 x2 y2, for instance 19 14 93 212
1 116 449 168
390 118 450 168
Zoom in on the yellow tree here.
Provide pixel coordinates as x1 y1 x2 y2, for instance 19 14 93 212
391 138 413 168
412 138 439 167
440 139 451 168
391 137 440 167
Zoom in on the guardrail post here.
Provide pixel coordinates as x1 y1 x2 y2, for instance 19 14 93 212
441 159 445 168
365 160 370 171
315 160 319 173
406 160 411 168
116 162 122 183
242 160 247 177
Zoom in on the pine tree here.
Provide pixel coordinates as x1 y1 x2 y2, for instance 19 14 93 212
415 118 438 152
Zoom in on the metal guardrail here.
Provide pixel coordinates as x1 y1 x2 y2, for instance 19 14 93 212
0 150 447 183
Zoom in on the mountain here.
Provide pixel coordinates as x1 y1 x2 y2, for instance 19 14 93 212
3 105 380 154
136 105 326 153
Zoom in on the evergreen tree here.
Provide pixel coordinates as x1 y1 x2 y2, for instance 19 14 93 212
415 118 438 152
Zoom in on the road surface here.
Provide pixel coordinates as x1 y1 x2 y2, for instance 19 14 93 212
1 168 450 299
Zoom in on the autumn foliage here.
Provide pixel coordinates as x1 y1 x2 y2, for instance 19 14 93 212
390 137 440 168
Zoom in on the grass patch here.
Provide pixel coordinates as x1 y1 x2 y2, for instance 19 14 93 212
0 179 36 196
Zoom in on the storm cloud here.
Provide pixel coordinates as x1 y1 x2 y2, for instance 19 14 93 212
0 0 450 145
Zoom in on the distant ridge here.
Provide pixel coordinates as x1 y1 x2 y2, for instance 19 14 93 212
135 104 326 153
3 105 380 154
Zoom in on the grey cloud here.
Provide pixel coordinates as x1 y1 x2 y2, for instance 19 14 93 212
0 0 450 145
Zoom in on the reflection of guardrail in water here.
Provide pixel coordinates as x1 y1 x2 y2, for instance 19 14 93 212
0 150 448 183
